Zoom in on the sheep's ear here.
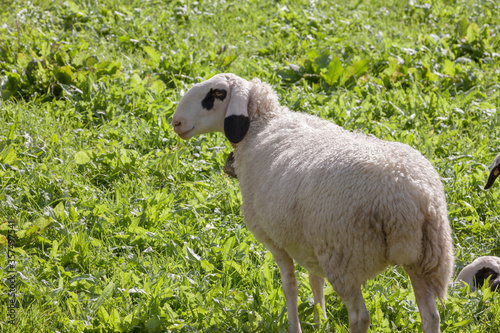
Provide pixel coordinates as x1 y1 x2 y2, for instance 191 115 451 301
491 277 500 292
224 77 250 143
475 267 498 290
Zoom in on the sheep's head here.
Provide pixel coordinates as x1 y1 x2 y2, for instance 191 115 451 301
485 153 500 189
172 73 251 144
457 256 500 292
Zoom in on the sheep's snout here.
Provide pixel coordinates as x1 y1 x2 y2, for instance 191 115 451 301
171 116 194 139
172 119 182 130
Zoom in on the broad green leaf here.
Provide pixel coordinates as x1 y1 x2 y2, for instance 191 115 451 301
322 57 343 86
306 49 319 61
85 55 99 67
427 71 438 82
109 308 121 329
17 225 39 239
466 23 480 43
143 46 161 64
6 112 19 140
123 313 133 326
453 319 473 327
51 239 59 258
443 59 455 76
55 202 65 218
353 59 370 77
69 206 78 222
193 190 206 204
201 260 215 272
162 303 178 320
150 80 166 95
145 315 162 331
220 54 236 66
74 151 91 164
72 51 89 67
130 73 143 87
120 151 131 165
96 60 121 77
97 306 110 323
35 217 51 230
65 0 81 13
229 260 242 275
312 50 331 73
0 146 16 164
455 17 469 38
53 66 74 84
6 71 20 91
128 225 147 234
93 281 115 311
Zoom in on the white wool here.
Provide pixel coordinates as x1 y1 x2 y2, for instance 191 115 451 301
236 94 453 295
234 77 453 293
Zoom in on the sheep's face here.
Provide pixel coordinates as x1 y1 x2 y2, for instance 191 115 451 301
172 74 251 143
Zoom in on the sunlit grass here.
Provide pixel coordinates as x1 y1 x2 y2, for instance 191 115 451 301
1 0 500 331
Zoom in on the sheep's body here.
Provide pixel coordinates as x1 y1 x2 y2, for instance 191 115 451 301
172 74 455 333
234 106 452 297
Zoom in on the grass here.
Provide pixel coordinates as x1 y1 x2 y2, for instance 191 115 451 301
1 0 500 331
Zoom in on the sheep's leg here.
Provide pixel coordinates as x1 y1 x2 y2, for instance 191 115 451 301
407 270 441 333
308 273 327 326
268 246 301 333
339 289 370 333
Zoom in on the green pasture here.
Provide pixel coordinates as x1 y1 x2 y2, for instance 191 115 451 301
1 0 500 331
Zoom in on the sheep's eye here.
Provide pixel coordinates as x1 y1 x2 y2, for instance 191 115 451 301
212 89 227 99
201 88 226 110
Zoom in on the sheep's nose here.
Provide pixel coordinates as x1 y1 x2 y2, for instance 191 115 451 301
172 118 185 134
172 120 181 128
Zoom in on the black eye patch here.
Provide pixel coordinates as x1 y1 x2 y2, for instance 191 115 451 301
201 89 227 110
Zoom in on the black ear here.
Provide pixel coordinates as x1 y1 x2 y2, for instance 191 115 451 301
224 115 250 144
485 165 500 189
490 277 500 292
224 75 251 143
475 267 498 289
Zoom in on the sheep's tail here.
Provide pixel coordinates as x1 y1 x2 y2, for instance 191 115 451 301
411 208 455 300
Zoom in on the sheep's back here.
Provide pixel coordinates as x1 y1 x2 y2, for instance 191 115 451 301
233 110 447 282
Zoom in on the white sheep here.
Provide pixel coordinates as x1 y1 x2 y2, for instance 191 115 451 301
485 153 500 189
457 256 500 292
172 73 455 333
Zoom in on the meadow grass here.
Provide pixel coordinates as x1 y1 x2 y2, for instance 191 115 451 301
1 0 500 331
